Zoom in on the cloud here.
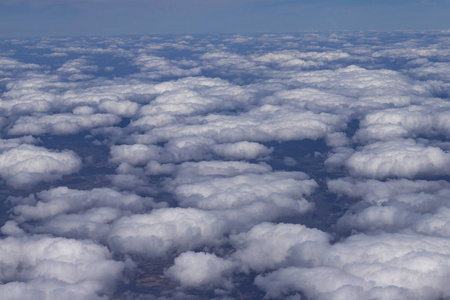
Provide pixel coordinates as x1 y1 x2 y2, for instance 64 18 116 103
110 140 271 166
132 76 255 122
0 235 124 300
132 54 201 79
256 233 450 299
172 171 317 210
327 177 450 234
165 251 236 289
0 56 40 76
231 222 330 273
0 144 81 188
251 50 349 69
8 113 121 135
144 107 346 144
354 105 450 143
97 100 139 117
173 160 272 178
211 141 272 160
107 208 228 257
110 144 165 166
106 166 317 258
345 139 450 179
56 58 98 81
10 186 163 223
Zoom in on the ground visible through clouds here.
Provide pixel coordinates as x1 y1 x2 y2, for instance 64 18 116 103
1 31 450 299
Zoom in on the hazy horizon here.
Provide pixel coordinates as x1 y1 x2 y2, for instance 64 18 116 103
1 0 449 38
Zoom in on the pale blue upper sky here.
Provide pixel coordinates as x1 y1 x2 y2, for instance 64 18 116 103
1 0 450 37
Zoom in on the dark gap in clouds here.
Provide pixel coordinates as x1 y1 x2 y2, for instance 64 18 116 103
94 57 140 78
263 139 352 235
277 187 353 236
372 56 412 71
0 82 7 97
230 272 268 300
0 188 11 237
2 43 69 68
118 262 266 300
41 132 109 163
418 82 450 100
38 133 116 191
264 139 328 172
345 118 360 139
114 257 174 297
117 117 131 128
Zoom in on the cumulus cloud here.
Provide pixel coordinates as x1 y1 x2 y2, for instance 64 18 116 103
251 50 349 69
211 141 272 160
8 113 121 135
107 208 228 257
231 222 330 273
56 58 98 81
132 54 201 79
346 139 450 179
143 107 346 144
106 167 317 258
354 105 450 143
165 252 236 289
4 186 166 242
110 140 271 166
325 177 450 239
256 233 450 299
98 100 139 117
10 186 163 222
0 235 124 300
172 171 317 210
0 144 81 188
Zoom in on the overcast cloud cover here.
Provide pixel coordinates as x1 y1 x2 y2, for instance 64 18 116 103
1 30 450 299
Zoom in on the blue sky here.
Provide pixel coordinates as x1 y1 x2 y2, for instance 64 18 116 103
1 0 449 37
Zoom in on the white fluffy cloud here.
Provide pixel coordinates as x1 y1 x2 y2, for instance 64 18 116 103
346 139 450 179
256 233 450 299
98 100 140 117
0 144 82 188
5 186 166 241
328 178 450 234
132 54 201 79
231 222 330 273
10 186 163 223
107 208 228 257
0 235 124 300
145 107 346 144
110 140 271 166
8 113 121 135
172 171 317 210
211 141 272 160
165 252 236 289
354 105 450 142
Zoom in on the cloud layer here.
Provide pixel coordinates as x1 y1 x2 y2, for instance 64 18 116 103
1 31 450 299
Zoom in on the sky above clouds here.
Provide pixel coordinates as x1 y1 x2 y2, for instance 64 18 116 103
0 0 450 37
